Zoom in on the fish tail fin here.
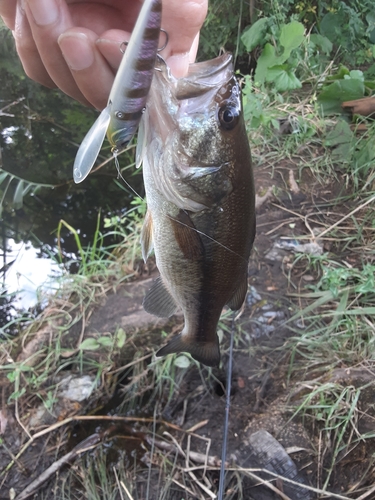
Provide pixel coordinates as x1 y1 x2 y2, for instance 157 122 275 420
156 334 220 367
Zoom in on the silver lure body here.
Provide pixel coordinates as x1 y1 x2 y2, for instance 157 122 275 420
73 0 162 183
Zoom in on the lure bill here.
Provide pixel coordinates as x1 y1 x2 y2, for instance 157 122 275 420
73 0 162 184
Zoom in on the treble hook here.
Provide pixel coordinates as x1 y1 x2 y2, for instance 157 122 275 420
158 29 168 52
120 28 169 54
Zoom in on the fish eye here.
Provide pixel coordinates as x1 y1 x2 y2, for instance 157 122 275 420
218 105 240 130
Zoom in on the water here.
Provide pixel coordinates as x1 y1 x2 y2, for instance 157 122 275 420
0 31 143 317
4 238 62 310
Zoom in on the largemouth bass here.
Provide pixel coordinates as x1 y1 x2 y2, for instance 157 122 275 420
73 0 162 183
140 52 255 367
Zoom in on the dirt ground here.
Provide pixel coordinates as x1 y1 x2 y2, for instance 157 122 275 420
1 155 375 500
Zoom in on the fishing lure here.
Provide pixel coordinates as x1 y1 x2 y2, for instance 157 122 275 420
73 0 163 183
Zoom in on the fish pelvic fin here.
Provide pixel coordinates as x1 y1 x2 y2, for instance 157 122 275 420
156 333 220 367
143 276 178 318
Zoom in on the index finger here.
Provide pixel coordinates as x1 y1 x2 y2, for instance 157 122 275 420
0 0 17 29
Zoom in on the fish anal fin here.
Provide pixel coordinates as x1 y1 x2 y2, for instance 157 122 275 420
143 277 178 318
156 333 220 367
141 209 153 262
168 210 204 261
227 273 248 311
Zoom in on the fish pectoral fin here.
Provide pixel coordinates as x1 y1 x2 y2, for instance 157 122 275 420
168 210 204 261
143 277 178 318
156 334 220 367
226 272 248 311
141 209 153 262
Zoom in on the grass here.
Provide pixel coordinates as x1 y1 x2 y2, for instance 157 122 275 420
3 45 375 500
4 125 375 500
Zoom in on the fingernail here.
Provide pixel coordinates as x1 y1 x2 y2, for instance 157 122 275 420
58 33 95 71
27 0 59 26
166 53 190 78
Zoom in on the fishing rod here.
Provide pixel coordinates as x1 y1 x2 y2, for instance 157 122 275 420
218 311 236 499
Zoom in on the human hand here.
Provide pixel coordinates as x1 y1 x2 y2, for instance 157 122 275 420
0 0 208 108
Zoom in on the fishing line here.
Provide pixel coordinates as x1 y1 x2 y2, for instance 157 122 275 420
113 150 145 201
218 310 236 500
166 214 248 264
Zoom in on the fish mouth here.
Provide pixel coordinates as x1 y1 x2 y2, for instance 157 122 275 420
156 52 234 100
177 53 233 100
184 52 233 80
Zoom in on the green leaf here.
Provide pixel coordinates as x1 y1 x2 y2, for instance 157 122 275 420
97 336 113 348
13 179 24 210
116 328 126 348
326 65 350 81
348 70 364 81
9 388 26 401
353 141 375 175
174 355 191 369
79 338 100 350
331 142 352 160
279 21 305 57
241 18 269 52
309 34 333 55
320 12 342 42
318 79 365 115
266 66 302 92
254 43 279 84
324 120 353 147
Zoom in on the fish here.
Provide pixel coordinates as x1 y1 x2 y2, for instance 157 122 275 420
73 0 162 184
140 52 256 367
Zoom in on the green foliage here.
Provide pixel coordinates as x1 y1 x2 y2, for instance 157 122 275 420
198 0 248 60
317 67 370 115
323 120 375 189
318 1 375 65
242 20 306 91
256 0 375 66
241 17 269 53
315 262 375 298
241 78 280 130
290 381 362 490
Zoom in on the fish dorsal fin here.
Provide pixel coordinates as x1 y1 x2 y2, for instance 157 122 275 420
143 277 178 318
141 209 153 262
168 210 204 261
227 272 248 311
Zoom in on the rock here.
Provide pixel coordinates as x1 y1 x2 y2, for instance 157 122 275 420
242 429 313 500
